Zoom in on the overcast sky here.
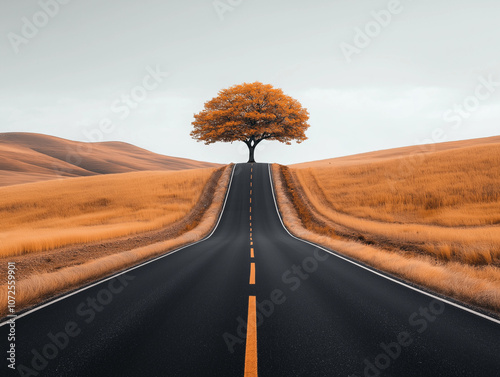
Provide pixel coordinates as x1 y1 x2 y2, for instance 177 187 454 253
1 0 499 164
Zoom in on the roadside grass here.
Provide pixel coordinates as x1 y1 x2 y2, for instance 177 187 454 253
0 168 216 257
0 166 232 317
271 141 500 313
289 143 500 266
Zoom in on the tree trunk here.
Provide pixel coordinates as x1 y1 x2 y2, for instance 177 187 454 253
247 144 256 163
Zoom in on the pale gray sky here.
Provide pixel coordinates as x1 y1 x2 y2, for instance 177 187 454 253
1 0 499 164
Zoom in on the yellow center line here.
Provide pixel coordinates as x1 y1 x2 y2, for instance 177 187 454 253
250 190 252 195
250 248 254 258
244 296 258 376
250 215 252 221
250 198 252 204
250 182 252 187
249 207 252 213
249 263 255 284
250 241 253 245
250 174 252 179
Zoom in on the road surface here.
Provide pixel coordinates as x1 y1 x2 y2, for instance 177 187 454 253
2 163 500 377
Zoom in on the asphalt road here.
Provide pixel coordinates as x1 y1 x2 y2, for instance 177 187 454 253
2 163 500 377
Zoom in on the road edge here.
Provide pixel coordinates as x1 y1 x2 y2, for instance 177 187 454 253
0 165 236 327
267 163 500 325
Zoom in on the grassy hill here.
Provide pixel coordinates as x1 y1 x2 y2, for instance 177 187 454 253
0 132 219 186
273 135 500 313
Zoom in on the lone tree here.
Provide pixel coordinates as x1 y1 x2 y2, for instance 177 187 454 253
191 82 310 163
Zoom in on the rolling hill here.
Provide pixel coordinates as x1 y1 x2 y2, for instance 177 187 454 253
292 135 500 168
273 135 500 313
0 132 219 186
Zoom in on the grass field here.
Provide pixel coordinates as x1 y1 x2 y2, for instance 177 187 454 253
290 142 500 265
0 168 216 257
0 165 232 317
293 143 500 227
274 137 500 313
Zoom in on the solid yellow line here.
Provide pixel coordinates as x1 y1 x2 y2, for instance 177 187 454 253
250 248 254 258
249 263 255 284
244 296 258 377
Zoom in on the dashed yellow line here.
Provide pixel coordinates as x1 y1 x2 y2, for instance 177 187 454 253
249 263 255 284
245 187 258 376
244 296 258 376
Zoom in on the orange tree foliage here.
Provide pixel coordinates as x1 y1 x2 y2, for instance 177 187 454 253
191 82 310 162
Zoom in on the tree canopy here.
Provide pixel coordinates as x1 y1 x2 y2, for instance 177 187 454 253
191 82 310 162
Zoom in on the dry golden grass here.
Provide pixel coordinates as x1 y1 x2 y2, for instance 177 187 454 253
293 143 500 226
272 164 500 314
0 165 232 317
289 142 500 266
0 168 216 257
292 135 500 169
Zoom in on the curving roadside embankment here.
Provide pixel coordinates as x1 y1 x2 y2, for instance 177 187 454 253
271 164 500 316
0 165 233 318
